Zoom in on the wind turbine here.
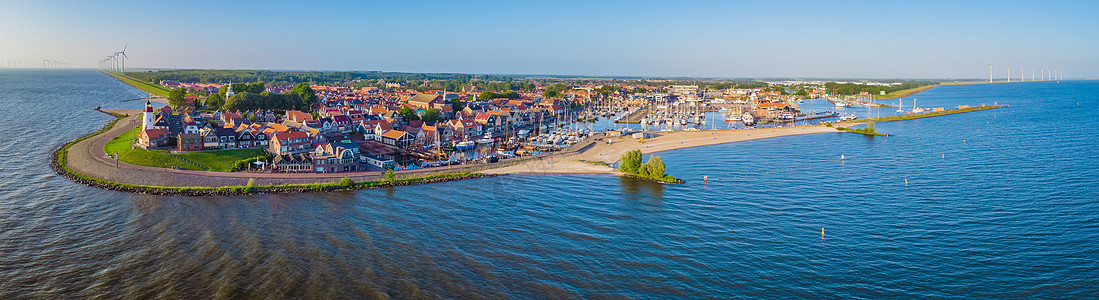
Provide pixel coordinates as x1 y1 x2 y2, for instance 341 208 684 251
117 44 128 73
988 64 993 82
1006 65 1011 82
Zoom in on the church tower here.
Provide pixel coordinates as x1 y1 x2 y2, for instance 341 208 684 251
225 81 235 99
142 100 155 131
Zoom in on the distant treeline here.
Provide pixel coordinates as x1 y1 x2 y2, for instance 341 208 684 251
824 81 938 95
124 69 536 93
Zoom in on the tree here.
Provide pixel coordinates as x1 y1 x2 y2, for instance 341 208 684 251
290 82 317 110
167 87 186 108
543 83 570 98
422 108 441 123
618 150 642 174
205 93 223 110
246 81 266 93
451 99 464 112
637 162 652 178
643 155 665 179
398 107 419 122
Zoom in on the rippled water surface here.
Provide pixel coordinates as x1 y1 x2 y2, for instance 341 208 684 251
1 70 1097 298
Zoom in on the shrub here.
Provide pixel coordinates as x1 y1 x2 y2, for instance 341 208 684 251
338 177 354 187
384 170 396 185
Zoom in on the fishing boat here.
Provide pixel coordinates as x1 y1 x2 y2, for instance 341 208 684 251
840 114 858 121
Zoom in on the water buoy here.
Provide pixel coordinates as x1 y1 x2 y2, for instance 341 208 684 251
905 179 909 186
703 175 709 181
942 154 945 159
821 228 825 238
841 154 845 160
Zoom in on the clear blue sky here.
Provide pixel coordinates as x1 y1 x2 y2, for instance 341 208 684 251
1 0 1096 78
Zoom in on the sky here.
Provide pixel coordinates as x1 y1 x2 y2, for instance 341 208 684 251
1 0 1096 79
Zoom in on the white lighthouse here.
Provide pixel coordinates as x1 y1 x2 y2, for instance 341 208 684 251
142 100 155 131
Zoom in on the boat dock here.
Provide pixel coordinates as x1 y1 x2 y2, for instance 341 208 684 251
615 106 651 124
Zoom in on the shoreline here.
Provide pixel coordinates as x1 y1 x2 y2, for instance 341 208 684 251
52 73 1008 195
55 105 1004 194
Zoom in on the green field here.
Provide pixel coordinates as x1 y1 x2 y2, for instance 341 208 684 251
103 127 203 170
103 71 172 98
872 85 940 100
178 148 266 172
104 126 265 172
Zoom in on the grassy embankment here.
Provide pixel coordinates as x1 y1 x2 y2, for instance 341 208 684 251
830 104 1005 136
871 85 940 100
102 71 172 98
863 104 1004 123
104 126 265 172
57 114 481 194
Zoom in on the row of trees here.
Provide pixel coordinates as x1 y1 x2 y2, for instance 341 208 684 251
396 107 444 123
824 81 938 96
479 90 520 100
193 82 316 111
618 150 674 182
543 83 570 98
127 69 488 87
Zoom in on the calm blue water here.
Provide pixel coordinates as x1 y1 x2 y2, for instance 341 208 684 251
1 69 1096 298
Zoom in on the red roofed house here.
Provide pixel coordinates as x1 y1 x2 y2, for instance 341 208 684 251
138 129 170 149
285 110 314 122
269 131 310 155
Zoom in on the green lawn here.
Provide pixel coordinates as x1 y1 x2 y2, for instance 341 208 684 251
103 71 172 98
178 148 266 172
104 126 264 171
104 127 140 156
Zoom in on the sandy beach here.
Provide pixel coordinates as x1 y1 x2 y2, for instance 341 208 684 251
484 125 838 175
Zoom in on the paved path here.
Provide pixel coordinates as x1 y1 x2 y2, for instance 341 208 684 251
66 110 501 187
